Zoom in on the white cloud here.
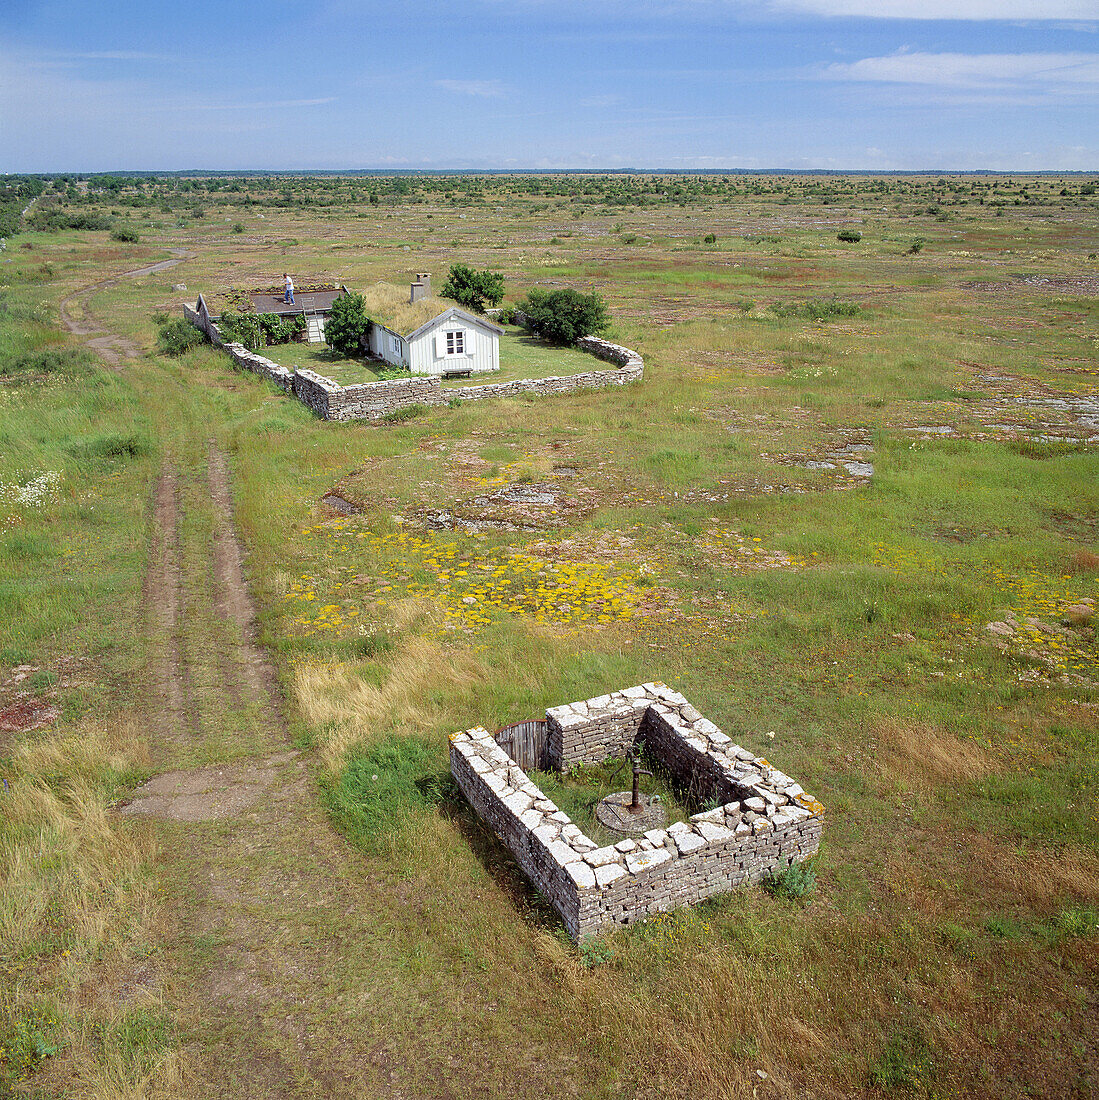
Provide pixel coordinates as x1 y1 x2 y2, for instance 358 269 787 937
823 50 1099 93
434 79 506 97
770 0 1098 17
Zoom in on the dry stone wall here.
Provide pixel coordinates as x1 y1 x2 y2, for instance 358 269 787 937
183 298 642 421
451 683 824 940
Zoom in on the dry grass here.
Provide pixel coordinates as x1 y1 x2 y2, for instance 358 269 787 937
293 624 489 772
1 720 154 963
357 281 453 336
877 717 995 787
969 833 1099 910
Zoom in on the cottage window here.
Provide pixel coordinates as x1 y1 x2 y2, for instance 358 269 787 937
446 330 465 355
394 336 403 356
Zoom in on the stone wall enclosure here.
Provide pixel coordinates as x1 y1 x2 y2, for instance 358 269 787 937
450 684 824 941
183 296 642 422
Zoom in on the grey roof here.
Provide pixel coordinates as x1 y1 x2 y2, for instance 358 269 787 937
404 306 504 342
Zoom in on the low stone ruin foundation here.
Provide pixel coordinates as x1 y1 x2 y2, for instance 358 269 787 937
450 683 824 940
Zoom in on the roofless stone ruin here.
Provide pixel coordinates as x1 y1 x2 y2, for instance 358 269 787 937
450 683 824 940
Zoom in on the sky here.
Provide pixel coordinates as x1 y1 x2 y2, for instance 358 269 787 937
1 0 1097 172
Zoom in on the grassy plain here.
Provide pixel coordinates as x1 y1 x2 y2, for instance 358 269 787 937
1 172 1097 1099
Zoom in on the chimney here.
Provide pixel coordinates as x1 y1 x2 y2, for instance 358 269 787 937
410 273 431 303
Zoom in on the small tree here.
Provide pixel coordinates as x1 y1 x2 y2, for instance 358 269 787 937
439 263 505 313
325 292 372 357
517 288 610 346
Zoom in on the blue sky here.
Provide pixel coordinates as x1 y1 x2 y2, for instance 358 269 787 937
2 0 1097 171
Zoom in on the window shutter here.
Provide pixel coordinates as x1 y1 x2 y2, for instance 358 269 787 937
463 330 471 355
434 331 445 357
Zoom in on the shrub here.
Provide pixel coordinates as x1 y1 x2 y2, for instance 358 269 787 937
0 346 95 382
703 233 717 244
324 292 372 357
439 263 505 312
216 311 265 351
156 317 205 357
111 225 139 243
30 210 112 232
255 312 305 346
494 305 516 325
762 858 816 900
66 432 153 468
517 287 610 345
907 237 925 254
837 229 862 243
231 222 244 234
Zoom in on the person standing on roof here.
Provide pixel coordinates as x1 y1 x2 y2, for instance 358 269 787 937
283 273 294 304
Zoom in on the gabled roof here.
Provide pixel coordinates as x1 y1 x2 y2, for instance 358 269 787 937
405 306 504 342
359 281 503 338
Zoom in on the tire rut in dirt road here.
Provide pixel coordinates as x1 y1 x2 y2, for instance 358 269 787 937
125 447 400 1096
144 466 197 746
207 441 277 707
59 248 193 370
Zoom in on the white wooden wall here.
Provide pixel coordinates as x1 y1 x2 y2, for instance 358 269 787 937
366 325 408 367
409 320 499 377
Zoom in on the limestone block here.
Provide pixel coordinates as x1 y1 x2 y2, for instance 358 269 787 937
547 840 580 866
644 829 668 845
744 796 766 813
567 861 597 890
596 863 627 887
503 791 534 816
615 839 637 853
692 807 726 825
674 831 707 855
695 821 734 843
626 848 672 874
533 824 560 846
667 821 690 837
520 809 543 829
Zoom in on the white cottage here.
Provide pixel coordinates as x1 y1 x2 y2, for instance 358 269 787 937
358 276 502 379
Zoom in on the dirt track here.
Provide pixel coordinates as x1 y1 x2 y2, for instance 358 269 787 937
58 249 192 368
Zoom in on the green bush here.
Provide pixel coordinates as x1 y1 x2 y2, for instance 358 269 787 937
216 311 265 351
66 432 153 468
111 225 139 243
31 210 112 232
0 346 95 382
907 237 925 254
439 262 505 312
837 229 862 243
156 317 205 357
494 305 516 325
762 858 816 900
703 233 717 244
231 222 244 234
324 292 372 357
256 312 305 345
517 288 610 345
